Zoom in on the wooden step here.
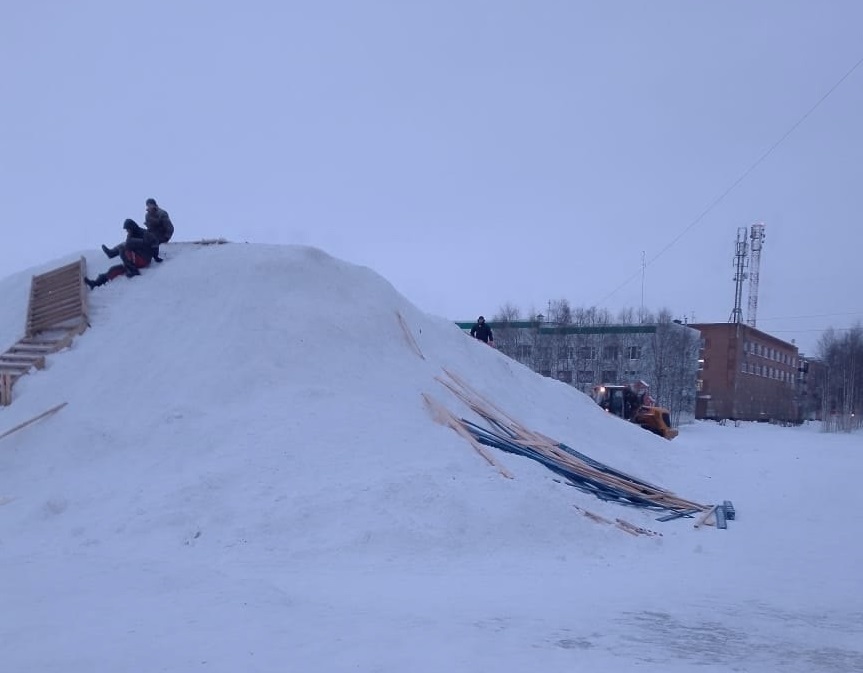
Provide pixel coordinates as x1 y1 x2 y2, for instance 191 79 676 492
0 353 46 368
9 343 60 354
0 361 34 373
19 334 74 350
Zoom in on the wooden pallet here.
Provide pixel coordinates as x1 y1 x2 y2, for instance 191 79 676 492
0 258 89 406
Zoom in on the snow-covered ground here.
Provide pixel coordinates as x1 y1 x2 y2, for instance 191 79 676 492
1 243 861 672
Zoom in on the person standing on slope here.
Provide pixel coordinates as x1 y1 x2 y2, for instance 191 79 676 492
144 198 174 243
470 316 494 347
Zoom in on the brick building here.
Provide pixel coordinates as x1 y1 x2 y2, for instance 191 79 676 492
691 322 800 422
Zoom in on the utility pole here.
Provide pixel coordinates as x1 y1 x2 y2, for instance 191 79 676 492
747 222 766 328
640 250 646 323
729 226 749 324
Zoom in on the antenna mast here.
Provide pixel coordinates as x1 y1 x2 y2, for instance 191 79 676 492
746 222 766 327
728 226 749 324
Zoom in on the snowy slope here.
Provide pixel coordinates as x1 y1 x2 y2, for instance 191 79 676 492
1 243 861 673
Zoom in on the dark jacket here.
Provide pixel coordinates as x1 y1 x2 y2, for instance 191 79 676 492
124 222 159 263
470 322 494 343
144 207 174 243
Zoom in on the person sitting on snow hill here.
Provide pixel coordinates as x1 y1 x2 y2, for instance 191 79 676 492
144 197 174 243
84 219 160 289
470 316 494 346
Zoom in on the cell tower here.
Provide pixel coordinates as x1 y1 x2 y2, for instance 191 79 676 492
746 222 766 327
728 226 749 324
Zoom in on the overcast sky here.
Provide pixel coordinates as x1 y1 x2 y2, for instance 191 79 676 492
2 1 861 354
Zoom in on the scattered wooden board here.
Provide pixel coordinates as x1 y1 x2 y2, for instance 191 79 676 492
0 402 68 443
396 311 425 360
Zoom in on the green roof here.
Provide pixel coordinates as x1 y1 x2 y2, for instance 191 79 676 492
455 321 658 335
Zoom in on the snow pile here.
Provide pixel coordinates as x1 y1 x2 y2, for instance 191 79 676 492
1 243 860 673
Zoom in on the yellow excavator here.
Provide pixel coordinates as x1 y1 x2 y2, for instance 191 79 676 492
591 381 679 440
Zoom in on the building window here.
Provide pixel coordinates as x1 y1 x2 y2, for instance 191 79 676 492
577 370 595 384
558 347 573 360
601 370 617 384
625 346 641 360
516 345 532 359
623 369 638 379
742 362 748 374
602 346 620 360
537 346 552 360
557 370 573 383
696 379 704 392
539 369 552 377
577 346 597 360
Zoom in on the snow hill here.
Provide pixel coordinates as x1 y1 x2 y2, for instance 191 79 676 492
1 243 861 672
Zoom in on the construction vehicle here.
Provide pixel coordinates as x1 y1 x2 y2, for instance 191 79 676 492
591 381 679 440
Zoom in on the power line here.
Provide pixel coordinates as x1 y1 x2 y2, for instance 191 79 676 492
596 52 863 306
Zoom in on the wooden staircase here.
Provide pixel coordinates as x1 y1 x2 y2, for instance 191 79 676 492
0 258 89 405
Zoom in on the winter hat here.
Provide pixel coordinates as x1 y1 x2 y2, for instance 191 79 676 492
145 198 157 207
123 218 137 230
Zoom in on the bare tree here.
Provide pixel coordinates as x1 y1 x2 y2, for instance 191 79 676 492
617 307 636 325
651 309 699 425
818 323 863 432
492 303 524 360
547 299 573 325
494 302 521 323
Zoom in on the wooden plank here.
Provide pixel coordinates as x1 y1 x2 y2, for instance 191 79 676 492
31 276 81 292
436 368 712 515
29 310 84 332
396 310 425 360
694 505 718 529
29 299 84 320
0 354 45 367
0 402 67 441
78 257 89 325
573 504 613 525
615 518 663 537
0 361 34 371
27 260 87 338
30 261 82 284
422 392 514 479
21 332 75 351
715 505 728 530
0 373 11 406
656 509 698 522
9 343 60 354
25 274 38 337
29 293 82 312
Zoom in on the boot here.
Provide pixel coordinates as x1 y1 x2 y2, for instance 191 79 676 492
85 274 108 290
124 264 140 277
102 244 119 258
